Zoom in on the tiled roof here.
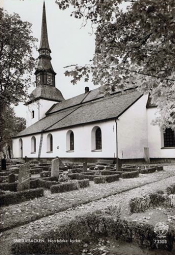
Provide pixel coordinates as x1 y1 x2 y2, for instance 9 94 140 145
26 85 64 104
15 88 142 138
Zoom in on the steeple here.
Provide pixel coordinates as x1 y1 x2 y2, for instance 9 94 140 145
39 1 50 51
35 1 56 87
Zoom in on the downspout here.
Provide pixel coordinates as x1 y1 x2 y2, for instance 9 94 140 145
115 119 119 171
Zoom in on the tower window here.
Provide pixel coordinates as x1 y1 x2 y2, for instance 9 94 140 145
164 128 175 147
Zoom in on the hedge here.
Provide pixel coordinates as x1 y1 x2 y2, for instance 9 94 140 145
0 172 9 176
121 167 138 172
105 174 120 183
83 175 99 181
156 166 164 171
0 182 17 191
40 171 51 177
71 169 83 173
68 173 85 180
0 188 44 206
38 179 59 189
166 184 175 195
11 213 174 254
81 172 94 175
30 168 43 175
100 170 117 175
121 171 139 178
94 174 119 184
140 167 156 174
78 179 90 188
51 181 79 193
130 192 171 213
94 176 106 184
30 179 39 189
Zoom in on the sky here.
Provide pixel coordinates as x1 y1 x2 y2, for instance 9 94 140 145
1 0 98 117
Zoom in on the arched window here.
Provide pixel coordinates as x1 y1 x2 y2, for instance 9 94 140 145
91 126 102 151
70 131 74 151
164 128 175 147
32 110 34 119
47 134 53 152
66 130 74 151
95 127 102 150
19 138 23 158
31 136 36 153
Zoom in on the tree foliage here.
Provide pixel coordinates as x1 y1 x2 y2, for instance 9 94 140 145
0 105 26 157
0 8 37 152
55 0 175 129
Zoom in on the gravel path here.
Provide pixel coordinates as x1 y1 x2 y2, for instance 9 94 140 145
1 166 175 255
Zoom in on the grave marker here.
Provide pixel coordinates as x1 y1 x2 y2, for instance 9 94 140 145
17 163 30 191
51 157 60 177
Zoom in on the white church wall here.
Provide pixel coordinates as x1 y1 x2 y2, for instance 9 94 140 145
26 99 59 127
117 94 148 159
147 108 175 158
13 120 116 159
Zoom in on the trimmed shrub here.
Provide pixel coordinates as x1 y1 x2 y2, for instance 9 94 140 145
130 193 171 213
156 166 164 171
68 173 85 180
105 174 120 183
121 167 138 172
121 171 139 178
30 179 39 189
83 175 99 181
0 172 9 176
30 168 43 175
94 176 106 184
0 188 44 206
38 179 59 189
71 168 82 173
95 165 105 170
81 172 94 175
78 179 89 188
50 181 78 193
42 176 58 181
101 170 117 175
167 184 175 195
11 212 174 254
140 167 156 174
0 182 17 191
40 171 51 177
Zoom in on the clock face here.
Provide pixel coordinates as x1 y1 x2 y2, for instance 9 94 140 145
47 74 52 85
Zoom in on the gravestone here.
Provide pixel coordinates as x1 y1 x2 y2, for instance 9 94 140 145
51 157 60 177
83 161 87 172
1 158 6 170
17 163 30 191
144 147 150 163
8 173 16 183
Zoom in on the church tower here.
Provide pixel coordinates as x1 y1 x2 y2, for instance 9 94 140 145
26 2 64 127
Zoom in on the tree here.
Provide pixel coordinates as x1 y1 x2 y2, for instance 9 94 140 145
0 105 26 158
55 0 175 129
0 8 37 152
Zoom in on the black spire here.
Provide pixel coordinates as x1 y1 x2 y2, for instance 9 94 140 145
35 1 56 87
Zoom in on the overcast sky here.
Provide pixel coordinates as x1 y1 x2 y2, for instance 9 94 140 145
2 0 98 117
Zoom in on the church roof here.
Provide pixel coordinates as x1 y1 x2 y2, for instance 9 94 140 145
15 87 142 138
26 85 64 104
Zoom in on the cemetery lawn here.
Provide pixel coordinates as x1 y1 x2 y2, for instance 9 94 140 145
1 166 175 231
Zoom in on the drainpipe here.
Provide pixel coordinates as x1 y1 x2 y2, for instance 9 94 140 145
115 119 119 171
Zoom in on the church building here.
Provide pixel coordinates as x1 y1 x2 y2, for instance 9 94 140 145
12 3 175 162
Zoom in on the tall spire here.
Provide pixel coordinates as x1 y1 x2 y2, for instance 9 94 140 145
35 1 56 87
39 1 50 51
